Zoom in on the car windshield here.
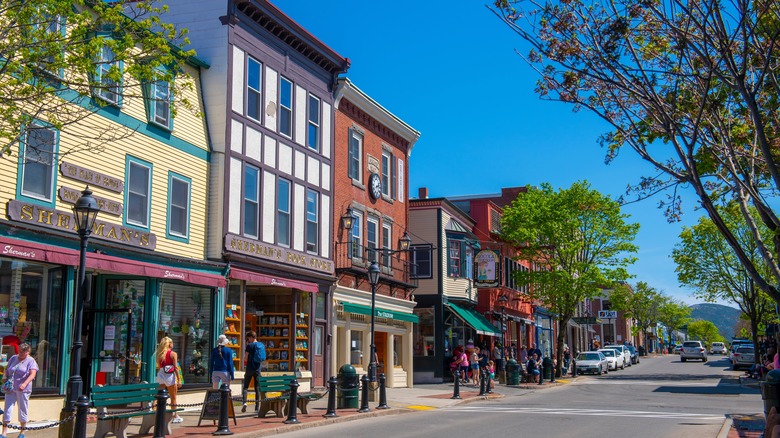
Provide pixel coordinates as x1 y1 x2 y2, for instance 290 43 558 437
600 350 615 357
683 342 700 347
627 346 636 353
713 343 724 346
578 353 600 361
737 347 754 354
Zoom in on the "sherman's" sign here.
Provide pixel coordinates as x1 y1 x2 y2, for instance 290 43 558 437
7 200 156 250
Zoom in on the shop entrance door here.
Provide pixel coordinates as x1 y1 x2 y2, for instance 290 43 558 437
312 323 324 386
93 278 146 386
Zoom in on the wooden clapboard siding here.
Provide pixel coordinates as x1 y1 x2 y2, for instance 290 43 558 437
408 208 439 296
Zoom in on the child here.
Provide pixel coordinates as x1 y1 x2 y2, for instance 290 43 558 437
487 360 496 389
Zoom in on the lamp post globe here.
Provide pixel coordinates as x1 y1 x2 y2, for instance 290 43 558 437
368 262 380 382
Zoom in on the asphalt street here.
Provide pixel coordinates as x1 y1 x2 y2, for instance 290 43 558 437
275 354 762 438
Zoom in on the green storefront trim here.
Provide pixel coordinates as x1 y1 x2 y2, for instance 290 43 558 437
342 302 419 323
447 302 502 337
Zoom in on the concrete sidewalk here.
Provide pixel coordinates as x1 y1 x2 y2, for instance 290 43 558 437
19 379 568 437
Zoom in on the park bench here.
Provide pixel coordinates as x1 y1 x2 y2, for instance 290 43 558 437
91 382 182 438
256 375 326 418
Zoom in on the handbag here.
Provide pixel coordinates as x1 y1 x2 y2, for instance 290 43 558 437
1 378 12 394
163 364 175 373
176 363 184 388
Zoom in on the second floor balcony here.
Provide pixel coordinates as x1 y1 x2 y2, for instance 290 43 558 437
334 241 418 292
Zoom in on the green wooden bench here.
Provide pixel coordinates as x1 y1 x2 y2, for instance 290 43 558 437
256 375 325 418
91 382 183 438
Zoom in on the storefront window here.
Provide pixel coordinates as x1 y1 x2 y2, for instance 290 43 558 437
413 308 434 357
160 283 212 384
247 288 311 372
0 259 63 391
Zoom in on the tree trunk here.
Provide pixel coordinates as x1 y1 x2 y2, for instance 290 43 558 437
555 316 570 377
751 320 761 365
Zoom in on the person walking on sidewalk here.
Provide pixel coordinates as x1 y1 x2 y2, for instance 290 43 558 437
470 348 481 386
1 343 38 438
210 335 235 389
563 346 571 376
241 331 266 413
492 343 504 373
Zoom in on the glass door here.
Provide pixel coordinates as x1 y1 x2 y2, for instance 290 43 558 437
94 279 146 386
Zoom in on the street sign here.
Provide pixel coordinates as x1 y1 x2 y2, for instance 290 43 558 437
598 310 618 319
573 317 600 324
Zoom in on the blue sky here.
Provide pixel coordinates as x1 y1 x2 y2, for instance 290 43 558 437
271 0 714 306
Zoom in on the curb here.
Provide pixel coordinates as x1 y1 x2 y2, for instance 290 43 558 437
716 418 733 438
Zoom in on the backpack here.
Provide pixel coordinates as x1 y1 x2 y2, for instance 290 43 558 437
250 341 266 368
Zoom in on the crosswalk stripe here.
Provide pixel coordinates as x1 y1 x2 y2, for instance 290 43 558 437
447 406 724 421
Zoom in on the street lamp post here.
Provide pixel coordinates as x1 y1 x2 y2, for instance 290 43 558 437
367 262 381 383
64 188 100 413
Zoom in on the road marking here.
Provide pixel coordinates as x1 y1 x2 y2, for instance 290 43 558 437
447 406 724 421
571 380 714 386
406 405 436 410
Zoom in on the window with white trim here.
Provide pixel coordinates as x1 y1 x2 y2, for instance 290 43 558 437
348 129 362 181
367 217 379 263
305 189 318 253
381 150 391 197
20 124 57 202
448 239 461 277
247 57 262 121
277 178 291 246
127 160 151 228
168 175 190 238
350 210 363 258
279 77 293 137
243 164 260 238
381 223 392 268
307 94 320 151
151 79 171 128
96 45 120 104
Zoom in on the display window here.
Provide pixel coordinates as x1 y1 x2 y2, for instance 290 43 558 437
0 259 64 392
159 283 213 384
98 279 146 386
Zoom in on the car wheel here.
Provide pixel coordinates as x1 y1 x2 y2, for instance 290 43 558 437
621 362 625 370
703 358 708 363
681 357 687 362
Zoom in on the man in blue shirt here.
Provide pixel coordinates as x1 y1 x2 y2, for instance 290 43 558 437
241 331 266 413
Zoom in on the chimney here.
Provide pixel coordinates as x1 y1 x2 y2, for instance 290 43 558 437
418 187 429 199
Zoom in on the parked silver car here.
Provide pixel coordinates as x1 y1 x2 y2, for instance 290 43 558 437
731 346 755 371
680 340 708 362
575 351 609 375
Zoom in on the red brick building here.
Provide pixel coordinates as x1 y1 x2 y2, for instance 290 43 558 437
331 78 420 387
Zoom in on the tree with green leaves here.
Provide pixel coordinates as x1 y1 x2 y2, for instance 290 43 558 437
657 298 691 346
687 320 724 348
500 180 639 376
489 0 780 306
672 203 774 355
0 0 196 156
608 281 662 354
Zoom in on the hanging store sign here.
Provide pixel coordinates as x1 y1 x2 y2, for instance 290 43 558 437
474 249 500 287
7 200 156 249
225 233 334 274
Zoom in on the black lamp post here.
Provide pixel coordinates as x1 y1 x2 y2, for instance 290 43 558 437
367 262 381 383
66 188 100 411
497 295 508 353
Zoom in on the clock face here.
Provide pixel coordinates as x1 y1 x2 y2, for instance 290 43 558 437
369 173 382 199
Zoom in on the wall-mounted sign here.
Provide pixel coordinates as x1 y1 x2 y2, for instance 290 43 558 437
7 200 156 250
59 186 122 216
474 249 500 287
598 310 618 319
60 161 124 193
225 233 334 274
572 317 600 325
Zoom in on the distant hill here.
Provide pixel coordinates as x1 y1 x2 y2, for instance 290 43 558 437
689 303 742 339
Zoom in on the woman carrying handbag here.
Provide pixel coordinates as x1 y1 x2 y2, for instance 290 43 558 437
1 343 38 438
156 337 183 424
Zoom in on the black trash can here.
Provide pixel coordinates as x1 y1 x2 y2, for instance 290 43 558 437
542 357 554 381
638 346 646 357
505 359 520 385
337 364 359 409
762 369 780 415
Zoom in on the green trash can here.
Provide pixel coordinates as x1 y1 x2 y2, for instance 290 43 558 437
542 357 554 381
762 369 780 414
337 364 359 409
505 359 520 385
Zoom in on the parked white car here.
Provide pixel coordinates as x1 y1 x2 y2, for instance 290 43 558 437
575 351 609 375
598 348 623 371
604 344 631 368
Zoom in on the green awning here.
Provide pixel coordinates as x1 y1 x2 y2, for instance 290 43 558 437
447 302 502 337
341 302 419 323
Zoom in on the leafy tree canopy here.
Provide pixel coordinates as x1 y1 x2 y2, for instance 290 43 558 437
489 0 780 305
687 319 724 345
0 0 197 156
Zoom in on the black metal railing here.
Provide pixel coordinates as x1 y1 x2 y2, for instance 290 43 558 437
334 242 418 289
